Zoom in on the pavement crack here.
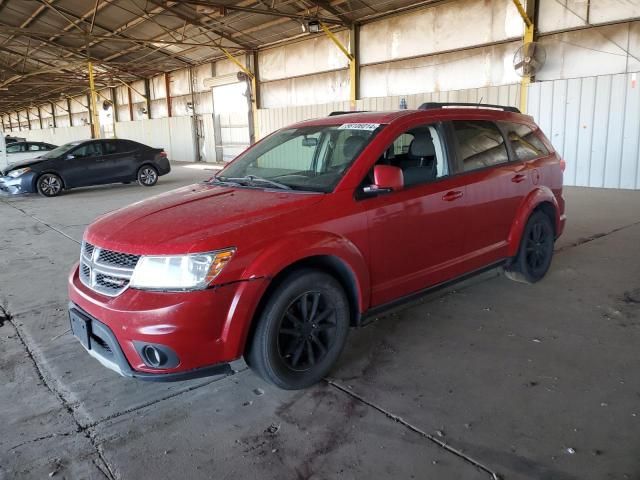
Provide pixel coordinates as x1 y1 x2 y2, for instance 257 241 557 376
7 316 117 480
555 220 640 253
326 378 501 480
84 367 249 430
0 199 80 245
8 430 77 452
0 302 12 327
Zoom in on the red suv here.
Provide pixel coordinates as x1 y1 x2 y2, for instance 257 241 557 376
68 103 566 389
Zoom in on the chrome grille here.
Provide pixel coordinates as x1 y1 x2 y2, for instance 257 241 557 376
97 250 140 268
79 241 140 297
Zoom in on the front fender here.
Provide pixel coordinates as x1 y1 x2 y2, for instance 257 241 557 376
242 230 370 312
506 186 560 257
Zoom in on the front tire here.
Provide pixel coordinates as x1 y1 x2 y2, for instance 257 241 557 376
36 173 63 197
245 270 350 390
137 165 158 187
505 211 555 284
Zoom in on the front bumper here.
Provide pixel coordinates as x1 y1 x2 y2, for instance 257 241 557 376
0 172 36 195
68 263 267 380
68 304 232 381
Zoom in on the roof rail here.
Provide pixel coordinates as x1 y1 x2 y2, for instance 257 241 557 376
328 110 368 116
418 102 521 114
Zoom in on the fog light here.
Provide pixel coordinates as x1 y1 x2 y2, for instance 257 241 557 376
142 345 166 367
133 341 180 369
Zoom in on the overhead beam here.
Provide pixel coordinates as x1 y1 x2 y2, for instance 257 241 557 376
147 0 254 51
182 0 343 25
0 27 233 48
306 0 352 25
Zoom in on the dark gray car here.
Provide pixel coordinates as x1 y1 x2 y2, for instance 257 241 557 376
0 139 171 197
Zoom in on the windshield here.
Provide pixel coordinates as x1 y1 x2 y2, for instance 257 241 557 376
40 141 83 160
216 123 382 192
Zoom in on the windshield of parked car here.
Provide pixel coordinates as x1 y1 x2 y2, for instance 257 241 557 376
216 124 383 192
39 141 83 160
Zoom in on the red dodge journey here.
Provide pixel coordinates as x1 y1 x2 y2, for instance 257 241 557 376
68 103 566 389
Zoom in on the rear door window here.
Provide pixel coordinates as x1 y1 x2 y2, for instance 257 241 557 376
500 122 550 161
72 142 103 159
118 140 139 153
451 120 509 172
102 141 118 155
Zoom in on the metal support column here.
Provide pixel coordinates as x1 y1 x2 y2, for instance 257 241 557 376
67 98 73 126
37 106 43 129
26 109 32 130
88 61 100 138
512 0 537 113
165 72 172 117
50 102 57 128
127 87 133 121
144 78 152 119
111 87 119 123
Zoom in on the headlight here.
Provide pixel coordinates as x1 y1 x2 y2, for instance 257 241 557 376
129 248 235 291
8 167 31 178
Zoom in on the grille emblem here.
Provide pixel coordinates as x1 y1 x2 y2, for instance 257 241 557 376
80 242 140 297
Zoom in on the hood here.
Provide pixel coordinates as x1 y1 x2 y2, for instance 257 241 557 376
5 156 46 171
85 182 325 254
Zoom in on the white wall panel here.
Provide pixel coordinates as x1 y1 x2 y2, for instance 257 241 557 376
114 116 196 162
259 31 350 82
22 125 91 145
361 42 522 98
537 22 640 81
360 0 521 65
261 70 349 108
591 0 640 24
528 72 640 189
538 0 588 33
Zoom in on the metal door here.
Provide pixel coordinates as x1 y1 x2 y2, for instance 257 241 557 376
212 81 250 163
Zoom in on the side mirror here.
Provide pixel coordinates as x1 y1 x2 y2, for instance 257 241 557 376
364 165 404 194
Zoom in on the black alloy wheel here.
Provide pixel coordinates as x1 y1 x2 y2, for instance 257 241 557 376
37 173 63 197
278 291 338 371
505 211 555 283
138 166 158 186
245 270 350 390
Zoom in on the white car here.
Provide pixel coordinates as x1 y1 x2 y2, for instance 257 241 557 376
1 140 57 172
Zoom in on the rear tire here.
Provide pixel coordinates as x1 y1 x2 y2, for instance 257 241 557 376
36 173 63 197
245 270 350 390
505 211 555 284
137 165 158 187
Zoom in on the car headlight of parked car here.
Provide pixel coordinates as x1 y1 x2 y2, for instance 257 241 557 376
129 248 236 290
7 167 31 178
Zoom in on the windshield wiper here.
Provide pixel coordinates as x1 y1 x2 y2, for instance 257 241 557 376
209 176 242 187
222 175 292 190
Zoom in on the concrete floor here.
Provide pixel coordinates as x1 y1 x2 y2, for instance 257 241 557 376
1 164 639 480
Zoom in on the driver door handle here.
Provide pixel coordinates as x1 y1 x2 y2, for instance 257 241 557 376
442 190 463 202
511 173 526 183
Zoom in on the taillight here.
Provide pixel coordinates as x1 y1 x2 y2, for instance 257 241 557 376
159 151 167 158
559 158 566 172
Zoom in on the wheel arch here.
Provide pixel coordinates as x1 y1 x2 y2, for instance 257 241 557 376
507 186 560 257
33 170 66 191
236 232 370 357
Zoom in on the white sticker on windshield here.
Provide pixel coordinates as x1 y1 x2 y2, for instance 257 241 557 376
338 123 380 131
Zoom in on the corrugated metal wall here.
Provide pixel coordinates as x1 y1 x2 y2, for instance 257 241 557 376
527 72 640 189
114 116 196 162
22 126 92 145
257 84 521 137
